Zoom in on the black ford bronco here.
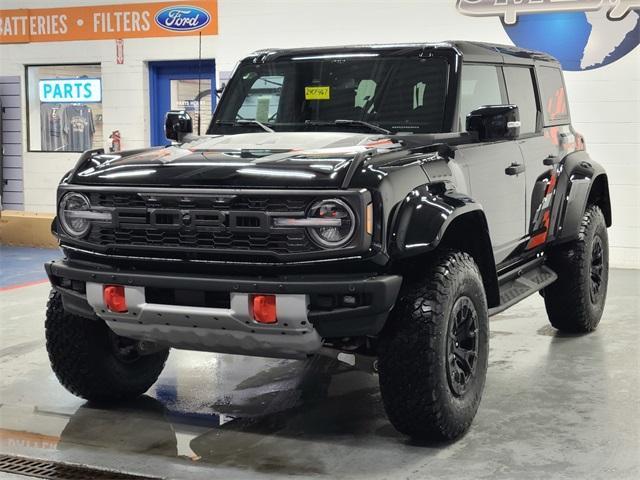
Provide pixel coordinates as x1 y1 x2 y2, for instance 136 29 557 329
45 41 611 441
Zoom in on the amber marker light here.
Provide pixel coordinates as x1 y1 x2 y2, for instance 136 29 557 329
366 203 374 235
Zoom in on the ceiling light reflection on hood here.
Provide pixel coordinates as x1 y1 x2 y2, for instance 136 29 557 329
164 162 254 167
237 168 316 179
99 169 157 179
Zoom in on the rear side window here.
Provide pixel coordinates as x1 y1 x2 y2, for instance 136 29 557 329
458 65 503 131
503 66 538 135
538 66 569 126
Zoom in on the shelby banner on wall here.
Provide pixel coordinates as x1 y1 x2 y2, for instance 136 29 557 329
0 0 218 44
457 0 640 71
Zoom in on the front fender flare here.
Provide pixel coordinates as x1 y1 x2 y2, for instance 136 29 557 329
389 185 482 257
388 185 499 307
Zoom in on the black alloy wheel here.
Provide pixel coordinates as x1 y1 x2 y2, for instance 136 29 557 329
446 296 479 396
590 234 604 303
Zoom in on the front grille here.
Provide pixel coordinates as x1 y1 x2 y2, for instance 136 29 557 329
87 228 313 253
89 192 311 212
85 191 319 256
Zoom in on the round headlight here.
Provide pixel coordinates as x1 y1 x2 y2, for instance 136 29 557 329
307 199 356 248
59 192 91 238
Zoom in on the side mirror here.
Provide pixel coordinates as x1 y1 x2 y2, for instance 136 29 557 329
466 105 520 142
165 110 193 142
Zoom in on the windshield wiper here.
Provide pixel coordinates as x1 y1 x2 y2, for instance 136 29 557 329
304 119 391 135
237 119 275 133
334 119 392 135
216 120 275 133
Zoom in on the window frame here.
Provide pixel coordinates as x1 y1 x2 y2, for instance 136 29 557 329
535 65 571 127
501 64 544 139
456 62 508 133
25 62 102 153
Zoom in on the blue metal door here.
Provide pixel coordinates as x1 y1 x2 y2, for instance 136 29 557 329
149 60 216 146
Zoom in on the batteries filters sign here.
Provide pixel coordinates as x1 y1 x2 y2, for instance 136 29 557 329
0 1 218 44
40 78 102 103
456 0 640 71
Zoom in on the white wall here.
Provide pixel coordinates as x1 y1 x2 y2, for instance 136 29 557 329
0 0 638 268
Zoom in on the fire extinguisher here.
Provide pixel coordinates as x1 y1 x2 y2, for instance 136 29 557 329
109 130 121 152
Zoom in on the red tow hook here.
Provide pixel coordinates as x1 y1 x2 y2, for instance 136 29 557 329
250 294 277 324
103 285 128 313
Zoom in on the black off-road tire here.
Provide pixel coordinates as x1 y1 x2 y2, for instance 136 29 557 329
378 251 489 441
544 204 609 333
45 290 170 402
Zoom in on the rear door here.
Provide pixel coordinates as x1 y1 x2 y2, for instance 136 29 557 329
503 65 560 251
453 64 527 265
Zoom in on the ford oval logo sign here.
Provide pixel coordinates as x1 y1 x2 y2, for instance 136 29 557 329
155 5 211 32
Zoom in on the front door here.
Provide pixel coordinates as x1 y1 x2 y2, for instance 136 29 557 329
149 60 216 146
455 63 527 265
456 142 527 265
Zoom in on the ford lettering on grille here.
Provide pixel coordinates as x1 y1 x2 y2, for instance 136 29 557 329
154 6 211 32
113 208 271 233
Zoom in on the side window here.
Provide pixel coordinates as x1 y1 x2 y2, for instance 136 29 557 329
458 65 503 131
503 66 538 135
236 75 284 122
537 66 569 126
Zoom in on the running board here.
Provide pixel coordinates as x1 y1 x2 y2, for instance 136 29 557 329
488 262 557 316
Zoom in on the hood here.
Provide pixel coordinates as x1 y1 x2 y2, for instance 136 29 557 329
70 132 402 188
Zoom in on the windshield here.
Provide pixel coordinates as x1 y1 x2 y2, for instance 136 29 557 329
208 55 450 135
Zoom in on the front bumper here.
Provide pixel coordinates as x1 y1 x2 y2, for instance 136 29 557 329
45 260 402 359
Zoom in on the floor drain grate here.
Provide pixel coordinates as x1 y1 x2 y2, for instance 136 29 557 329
0 454 161 480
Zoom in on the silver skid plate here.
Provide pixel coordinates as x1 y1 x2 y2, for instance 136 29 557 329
86 283 322 359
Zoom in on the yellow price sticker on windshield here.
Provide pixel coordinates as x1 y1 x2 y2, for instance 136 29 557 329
305 86 330 100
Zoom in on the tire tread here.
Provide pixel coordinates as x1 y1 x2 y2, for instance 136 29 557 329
544 205 608 333
45 290 169 401
378 251 488 440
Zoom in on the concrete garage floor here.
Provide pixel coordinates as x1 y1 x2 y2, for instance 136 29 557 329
0 248 638 479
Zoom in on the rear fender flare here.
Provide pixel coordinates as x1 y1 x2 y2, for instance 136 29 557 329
553 151 611 243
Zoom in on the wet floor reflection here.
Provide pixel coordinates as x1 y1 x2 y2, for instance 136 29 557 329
58 397 178 458
54 356 417 476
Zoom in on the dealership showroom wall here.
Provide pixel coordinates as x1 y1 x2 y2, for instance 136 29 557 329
0 0 639 479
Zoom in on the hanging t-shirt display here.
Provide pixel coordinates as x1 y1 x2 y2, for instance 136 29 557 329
39 103 96 152
64 105 95 152
40 104 66 152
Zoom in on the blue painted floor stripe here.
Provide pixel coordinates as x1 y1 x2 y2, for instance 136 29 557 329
0 246 61 288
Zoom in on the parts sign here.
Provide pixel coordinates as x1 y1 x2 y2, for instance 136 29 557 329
0 1 218 44
39 78 102 103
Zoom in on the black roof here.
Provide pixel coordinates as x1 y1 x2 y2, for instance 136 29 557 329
245 41 559 66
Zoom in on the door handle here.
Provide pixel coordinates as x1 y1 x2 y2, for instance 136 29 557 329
505 163 525 176
543 155 560 166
